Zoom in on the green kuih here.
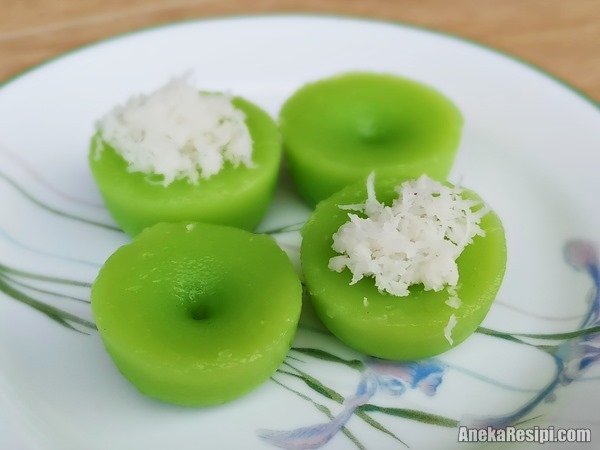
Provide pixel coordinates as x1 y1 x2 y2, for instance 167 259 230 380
301 178 507 360
279 72 463 205
92 222 302 406
89 97 281 236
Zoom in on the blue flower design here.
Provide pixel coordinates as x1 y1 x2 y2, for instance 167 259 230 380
260 240 600 445
258 360 445 449
467 240 600 428
366 358 444 397
555 241 600 384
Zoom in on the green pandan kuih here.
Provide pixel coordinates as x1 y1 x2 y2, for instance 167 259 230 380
301 175 507 360
90 95 282 236
91 222 302 406
280 72 463 205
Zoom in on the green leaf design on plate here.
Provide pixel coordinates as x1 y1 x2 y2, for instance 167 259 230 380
292 347 365 371
0 277 95 333
476 326 533 345
0 170 121 232
0 262 92 287
511 327 600 340
279 367 343 403
259 221 305 235
281 361 408 447
478 326 600 342
359 404 459 428
353 409 408 447
1 272 89 303
0 263 95 333
271 376 367 450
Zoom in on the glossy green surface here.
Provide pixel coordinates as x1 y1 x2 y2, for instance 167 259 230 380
92 222 302 406
89 97 281 236
280 72 463 205
301 177 506 360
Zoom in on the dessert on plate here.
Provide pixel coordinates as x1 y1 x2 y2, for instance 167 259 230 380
301 174 507 360
92 221 302 406
90 76 282 236
280 72 463 205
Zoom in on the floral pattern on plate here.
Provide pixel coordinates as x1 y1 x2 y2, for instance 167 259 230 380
1 163 598 449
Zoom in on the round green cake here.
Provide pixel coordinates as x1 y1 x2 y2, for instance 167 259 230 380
301 177 506 360
279 72 463 205
92 222 302 406
90 96 281 236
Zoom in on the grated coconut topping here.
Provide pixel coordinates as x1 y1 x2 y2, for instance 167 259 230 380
329 173 487 298
95 75 254 186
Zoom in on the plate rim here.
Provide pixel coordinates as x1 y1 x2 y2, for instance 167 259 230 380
1 12 598 112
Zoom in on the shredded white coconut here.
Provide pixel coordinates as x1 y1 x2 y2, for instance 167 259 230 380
328 173 487 298
444 314 458 345
96 75 254 186
445 285 462 309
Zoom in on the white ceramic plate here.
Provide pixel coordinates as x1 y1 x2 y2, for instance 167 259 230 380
1 15 599 450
